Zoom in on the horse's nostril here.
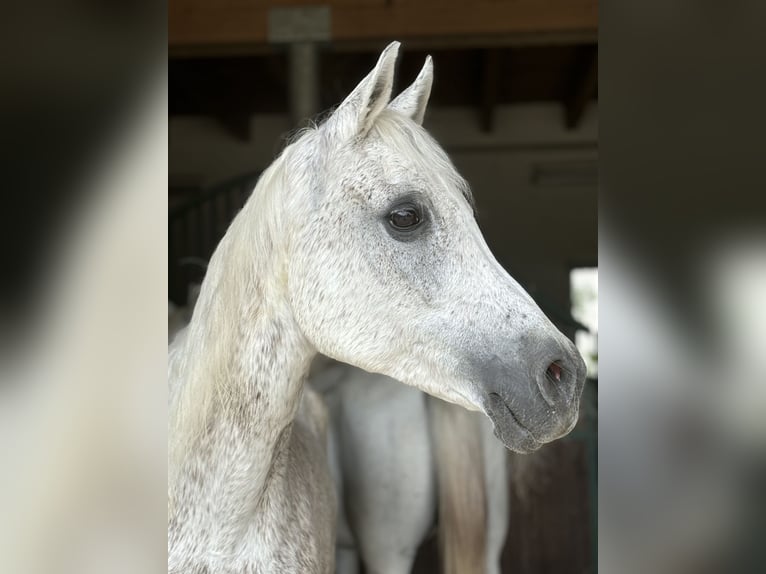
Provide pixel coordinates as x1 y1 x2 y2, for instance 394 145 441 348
546 361 563 383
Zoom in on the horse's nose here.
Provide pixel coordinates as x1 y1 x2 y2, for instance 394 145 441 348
535 339 585 411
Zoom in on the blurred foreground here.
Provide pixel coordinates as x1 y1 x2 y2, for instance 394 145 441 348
599 228 765 574
0 71 168 574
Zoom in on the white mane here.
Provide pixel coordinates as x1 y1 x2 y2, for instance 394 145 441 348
168 140 300 472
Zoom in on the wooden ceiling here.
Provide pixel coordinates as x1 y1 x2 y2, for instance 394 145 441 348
170 0 597 52
169 0 598 133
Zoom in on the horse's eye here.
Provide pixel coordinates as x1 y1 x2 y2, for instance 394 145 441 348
388 207 422 230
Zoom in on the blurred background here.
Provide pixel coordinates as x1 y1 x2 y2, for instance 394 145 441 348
169 1 598 572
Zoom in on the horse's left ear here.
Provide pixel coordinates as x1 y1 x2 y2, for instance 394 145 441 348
388 56 433 125
327 41 400 139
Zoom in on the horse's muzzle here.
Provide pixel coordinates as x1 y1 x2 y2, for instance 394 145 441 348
477 336 587 453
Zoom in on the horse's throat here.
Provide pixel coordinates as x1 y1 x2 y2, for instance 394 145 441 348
239 312 315 425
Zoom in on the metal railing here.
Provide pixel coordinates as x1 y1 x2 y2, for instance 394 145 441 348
169 171 261 304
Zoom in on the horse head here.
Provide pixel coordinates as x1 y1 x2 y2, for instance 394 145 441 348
282 42 586 453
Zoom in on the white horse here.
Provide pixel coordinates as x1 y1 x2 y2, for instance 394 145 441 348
168 41 586 574
312 359 510 574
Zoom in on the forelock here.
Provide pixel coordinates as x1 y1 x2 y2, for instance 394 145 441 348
277 107 476 214
369 111 475 210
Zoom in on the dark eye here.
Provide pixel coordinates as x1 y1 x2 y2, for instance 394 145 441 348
388 206 422 230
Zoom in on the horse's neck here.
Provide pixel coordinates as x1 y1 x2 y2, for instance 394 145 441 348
169 197 315 539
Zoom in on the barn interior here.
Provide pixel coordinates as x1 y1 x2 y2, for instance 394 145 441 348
169 1 598 572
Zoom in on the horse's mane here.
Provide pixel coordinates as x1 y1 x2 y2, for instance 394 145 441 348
276 106 337 157
168 147 294 477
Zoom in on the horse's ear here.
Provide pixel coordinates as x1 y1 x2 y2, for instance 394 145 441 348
328 41 400 139
388 56 433 126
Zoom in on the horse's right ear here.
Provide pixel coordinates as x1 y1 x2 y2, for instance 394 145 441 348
326 41 400 139
388 56 433 125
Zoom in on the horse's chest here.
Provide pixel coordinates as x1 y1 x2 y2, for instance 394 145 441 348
170 484 331 574
240 425 336 573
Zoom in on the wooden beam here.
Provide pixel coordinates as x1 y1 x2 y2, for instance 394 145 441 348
331 1 598 41
169 0 598 52
564 47 597 129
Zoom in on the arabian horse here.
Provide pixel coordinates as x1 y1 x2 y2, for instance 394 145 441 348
168 41 586 574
